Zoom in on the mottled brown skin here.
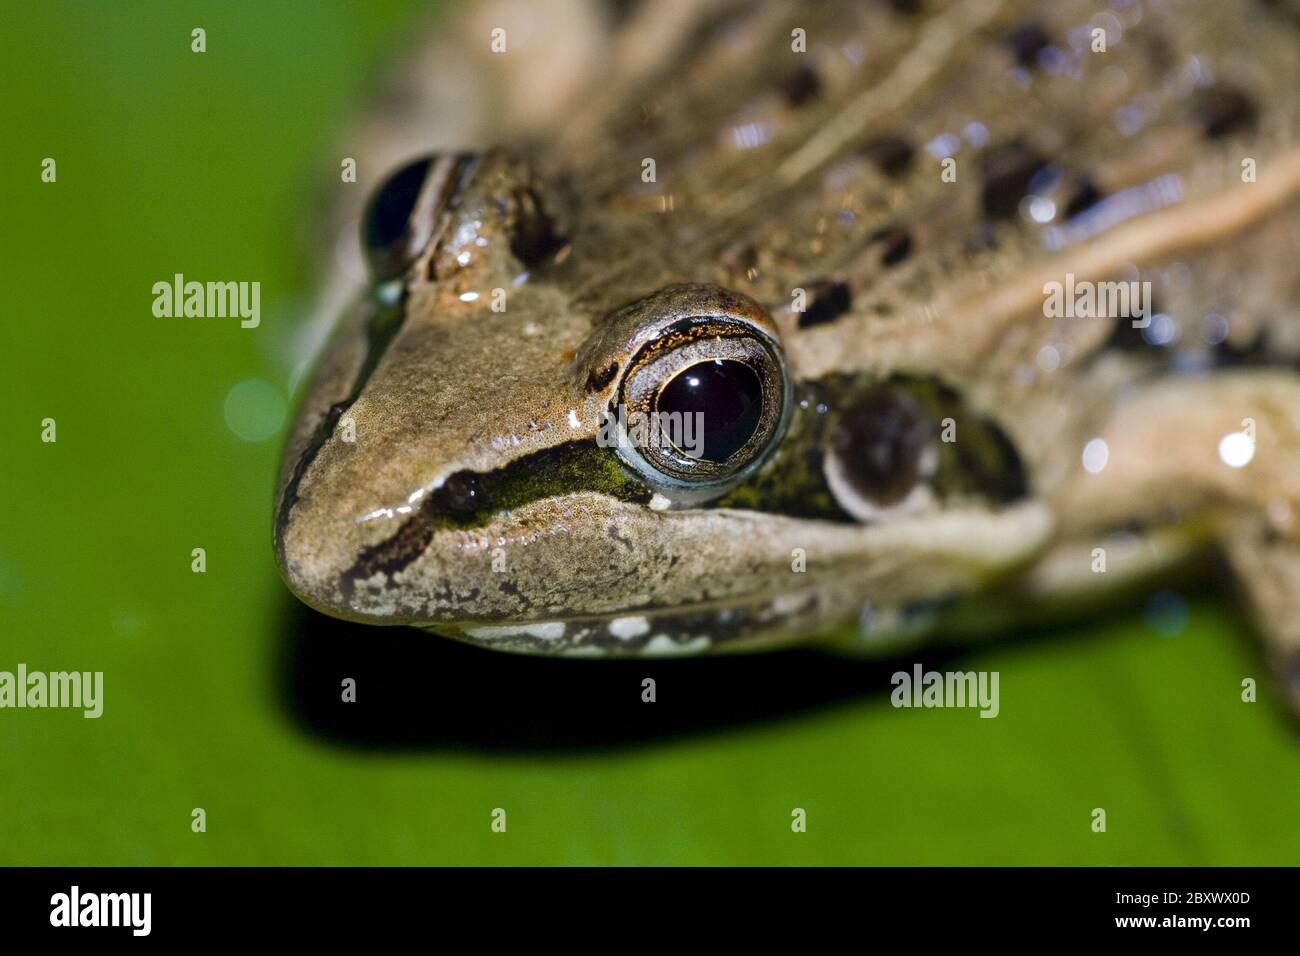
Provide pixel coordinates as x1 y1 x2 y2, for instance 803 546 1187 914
276 0 1300 709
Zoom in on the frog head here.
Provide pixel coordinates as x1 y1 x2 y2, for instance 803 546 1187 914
274 150 1049 656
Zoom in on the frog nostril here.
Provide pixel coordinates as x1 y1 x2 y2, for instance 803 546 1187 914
438 471 487 515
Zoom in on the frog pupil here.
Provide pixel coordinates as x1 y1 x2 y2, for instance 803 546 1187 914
658 359 762 463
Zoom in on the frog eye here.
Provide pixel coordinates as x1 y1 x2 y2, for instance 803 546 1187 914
361 153 477 281
612 309 790 498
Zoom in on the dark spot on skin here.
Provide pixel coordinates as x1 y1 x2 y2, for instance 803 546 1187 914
1004 21 1051 68
1063 176 1103 219
781 64 821 107
831 387 932 508
798 279 853 328
861 136 914 178
496 577 533 610
1190 85 1257 139
880 0 923 14
869 225 913 266
587 361 619 392
981 140 1048 219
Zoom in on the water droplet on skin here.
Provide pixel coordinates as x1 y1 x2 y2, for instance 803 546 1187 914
1141 313 1178 347
1024 194 1057 223
1218 431 1254 468
1082 438 1109 474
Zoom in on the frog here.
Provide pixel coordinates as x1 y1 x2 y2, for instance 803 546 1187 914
275 0 1300 714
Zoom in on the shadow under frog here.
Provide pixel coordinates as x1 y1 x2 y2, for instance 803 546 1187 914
274 593 1147 754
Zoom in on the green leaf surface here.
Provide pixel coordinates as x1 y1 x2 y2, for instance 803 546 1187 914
3 0 1297 866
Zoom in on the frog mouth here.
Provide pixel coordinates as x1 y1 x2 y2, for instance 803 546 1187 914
432 585 835 658
322 498 1053 647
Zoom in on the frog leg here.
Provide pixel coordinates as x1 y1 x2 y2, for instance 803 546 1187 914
1052 369 1300 715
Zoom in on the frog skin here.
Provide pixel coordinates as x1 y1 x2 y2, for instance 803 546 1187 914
275 0 1300 711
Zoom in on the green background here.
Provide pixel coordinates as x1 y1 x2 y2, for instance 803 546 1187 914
3 0 1297 865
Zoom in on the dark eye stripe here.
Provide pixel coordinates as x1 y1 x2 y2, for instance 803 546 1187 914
340 441 651 595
